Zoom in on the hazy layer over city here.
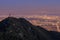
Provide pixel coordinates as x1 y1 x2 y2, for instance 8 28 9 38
0 0 60 16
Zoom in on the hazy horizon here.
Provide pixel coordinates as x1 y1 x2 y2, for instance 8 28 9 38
0 0 60 16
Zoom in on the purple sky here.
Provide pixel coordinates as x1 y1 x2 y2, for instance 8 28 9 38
0 0 60 16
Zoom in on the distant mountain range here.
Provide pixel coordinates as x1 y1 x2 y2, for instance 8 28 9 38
0 17 60 40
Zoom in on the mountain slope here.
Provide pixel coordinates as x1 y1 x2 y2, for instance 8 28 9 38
0 17 53 40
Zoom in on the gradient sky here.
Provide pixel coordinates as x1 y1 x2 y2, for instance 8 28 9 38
0 0 60 16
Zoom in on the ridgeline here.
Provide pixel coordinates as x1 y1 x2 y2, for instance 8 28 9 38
0 17 60 40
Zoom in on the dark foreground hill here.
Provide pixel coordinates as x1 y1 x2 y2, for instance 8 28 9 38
0 17 60 40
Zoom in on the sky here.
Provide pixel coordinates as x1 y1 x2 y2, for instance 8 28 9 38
0 0 60 16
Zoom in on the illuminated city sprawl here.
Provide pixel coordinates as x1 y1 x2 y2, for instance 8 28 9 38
0 15 60 32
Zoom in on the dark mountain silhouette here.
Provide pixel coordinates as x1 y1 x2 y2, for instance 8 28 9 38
0 17 60 40
49 31 60 40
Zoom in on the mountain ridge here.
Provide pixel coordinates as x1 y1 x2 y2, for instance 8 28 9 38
0 17 59 40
